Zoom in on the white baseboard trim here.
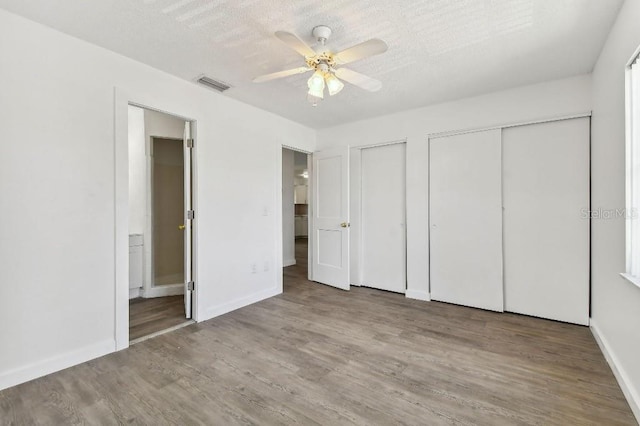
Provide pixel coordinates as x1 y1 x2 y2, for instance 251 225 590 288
141 284 184 298
591 319 640 423
0 339 114 391
283 259 296 267
202 286 281 322
405 289 430 301
129 288 141 299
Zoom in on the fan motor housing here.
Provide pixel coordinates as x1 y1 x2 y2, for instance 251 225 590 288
312 25 332 43
306 51 335 69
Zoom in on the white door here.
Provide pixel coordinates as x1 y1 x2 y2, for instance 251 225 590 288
183 121 193 319
503 118 590 325
429 129 504 312
361 143 406 293
312 147 350 290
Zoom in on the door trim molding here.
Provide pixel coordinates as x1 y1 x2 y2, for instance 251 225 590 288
277 145 314 294
114 87 199 351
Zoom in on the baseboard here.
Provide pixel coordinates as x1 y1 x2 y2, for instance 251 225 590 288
591 319 640 423
405 289 430 301
141 284 184 298
283 258 296 267
202 286 281 321
0 339 114 391
129 288 141 299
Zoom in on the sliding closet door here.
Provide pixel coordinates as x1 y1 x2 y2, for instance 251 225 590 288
430 129 504 312
361 143 406 293
503 118 590 325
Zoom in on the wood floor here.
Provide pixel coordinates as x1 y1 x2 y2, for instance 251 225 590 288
129 295 188 341
0 239 635 425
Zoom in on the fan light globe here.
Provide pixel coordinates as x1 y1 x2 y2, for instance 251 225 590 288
325 73 344 96
307 85 324 99
307 70 325 100
307 71 325 91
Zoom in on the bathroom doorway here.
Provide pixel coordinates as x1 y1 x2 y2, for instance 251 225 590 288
127 105 195 342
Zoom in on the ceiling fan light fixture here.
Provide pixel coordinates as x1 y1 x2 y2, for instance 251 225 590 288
307 70 325 91
325 73 344 96
254 26 388 106
307 84 324 99
307 70 325 103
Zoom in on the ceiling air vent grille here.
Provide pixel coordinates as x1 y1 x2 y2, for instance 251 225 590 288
196 75 231 92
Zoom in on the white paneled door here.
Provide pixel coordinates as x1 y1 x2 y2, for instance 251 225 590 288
361 143 407 293
183 121 193 319
312 147 350 290
503 118 590 325
429 129 504 312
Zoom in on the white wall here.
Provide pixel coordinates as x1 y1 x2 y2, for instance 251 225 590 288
127 105 145 235
590 0 640 420
282 149 295 266
0 8 315 390
317 74 592 301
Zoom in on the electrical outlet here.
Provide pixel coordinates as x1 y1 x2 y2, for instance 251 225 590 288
262 206 269 216
251 263 257 274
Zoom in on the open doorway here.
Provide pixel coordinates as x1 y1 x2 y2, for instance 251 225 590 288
127 105 194 342
282 148 311 290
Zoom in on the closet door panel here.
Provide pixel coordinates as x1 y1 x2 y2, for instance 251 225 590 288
361 143 406 293
429 129 504 312
502 118 590 325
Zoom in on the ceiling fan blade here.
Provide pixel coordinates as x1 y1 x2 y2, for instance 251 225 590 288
335 39 388 65
253 67 312 83
274 31 317 58
335 68 382 92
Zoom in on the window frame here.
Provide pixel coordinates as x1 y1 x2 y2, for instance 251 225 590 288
622 45 640 289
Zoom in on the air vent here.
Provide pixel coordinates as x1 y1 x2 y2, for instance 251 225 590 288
196 75 231 92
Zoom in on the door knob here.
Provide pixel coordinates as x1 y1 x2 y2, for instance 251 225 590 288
340 222 350 228
178 224 186 230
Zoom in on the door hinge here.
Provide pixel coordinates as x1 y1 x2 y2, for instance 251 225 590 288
187 210 195 220
187 281 195 291
186 138 195 148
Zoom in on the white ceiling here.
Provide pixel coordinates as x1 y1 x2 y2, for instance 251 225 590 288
0 0 623 129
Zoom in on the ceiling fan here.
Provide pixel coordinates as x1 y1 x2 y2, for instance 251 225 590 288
253 25 388 106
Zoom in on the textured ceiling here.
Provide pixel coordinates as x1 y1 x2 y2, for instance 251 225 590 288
0 0 623 128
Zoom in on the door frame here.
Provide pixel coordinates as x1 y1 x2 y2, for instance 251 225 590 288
143 136 187 298
114 88 199 351
277 145 314 294
350 139 407 289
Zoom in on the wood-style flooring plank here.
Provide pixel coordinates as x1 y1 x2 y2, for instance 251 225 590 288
0 239 635 425
129 295 187 341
